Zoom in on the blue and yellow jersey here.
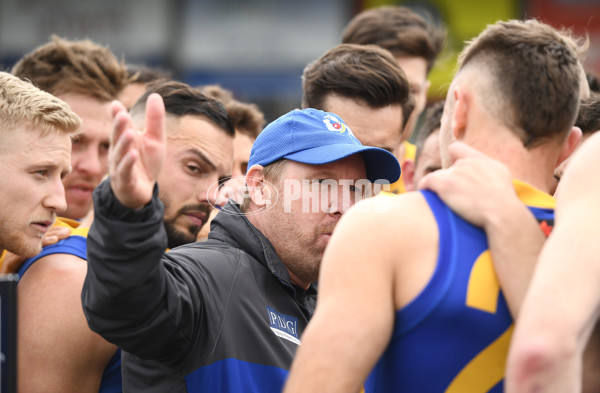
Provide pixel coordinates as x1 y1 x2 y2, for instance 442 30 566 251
365 180 554 392
17 217 122 393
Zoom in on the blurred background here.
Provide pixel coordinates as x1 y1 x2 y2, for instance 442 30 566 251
1 0 600 124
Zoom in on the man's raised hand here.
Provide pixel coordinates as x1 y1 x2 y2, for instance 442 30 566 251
108 93 166 209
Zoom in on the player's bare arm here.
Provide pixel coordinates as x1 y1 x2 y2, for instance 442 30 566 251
285 192 438 393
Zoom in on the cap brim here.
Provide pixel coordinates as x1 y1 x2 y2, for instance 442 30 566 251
284 144 401 183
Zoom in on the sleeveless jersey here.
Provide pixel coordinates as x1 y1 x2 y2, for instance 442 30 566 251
18 217 122 393
365 180 555 392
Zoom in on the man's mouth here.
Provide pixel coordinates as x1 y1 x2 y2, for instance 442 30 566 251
30 220 54 236
67 183 95 198
183 211 208 227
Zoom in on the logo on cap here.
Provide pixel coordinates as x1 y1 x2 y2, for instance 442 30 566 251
322 114 354 137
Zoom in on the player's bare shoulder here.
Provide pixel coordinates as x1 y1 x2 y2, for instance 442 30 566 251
337 191 437 255
350 191 439 308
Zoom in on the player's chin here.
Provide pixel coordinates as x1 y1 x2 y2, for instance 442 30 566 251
14 237 43 259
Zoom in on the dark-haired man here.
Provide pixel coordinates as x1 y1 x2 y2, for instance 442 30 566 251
302 43 414 164
342 5 446 193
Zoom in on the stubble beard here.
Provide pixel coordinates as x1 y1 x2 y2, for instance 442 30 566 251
163 215 202 249
0 225 42 258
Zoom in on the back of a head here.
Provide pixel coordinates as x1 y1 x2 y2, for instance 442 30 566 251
586 71 600 94
201 84 265 139
131 80 235 137
458 19 582 147
341 6 445 73
0 71 81 139
575 93 600 135
302 43 414 128
12 35 127 101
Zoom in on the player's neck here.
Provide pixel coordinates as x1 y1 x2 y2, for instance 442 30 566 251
466 128 556 194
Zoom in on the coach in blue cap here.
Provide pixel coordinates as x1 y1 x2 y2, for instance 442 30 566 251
82 100 400 393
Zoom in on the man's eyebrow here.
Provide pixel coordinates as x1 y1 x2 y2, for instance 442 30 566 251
30 160 63 168
29 161 72 176
187 149 216 170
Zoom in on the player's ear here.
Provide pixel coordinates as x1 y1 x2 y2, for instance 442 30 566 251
451 87 468 141
401 160 415 192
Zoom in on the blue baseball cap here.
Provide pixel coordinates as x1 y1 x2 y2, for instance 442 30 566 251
247 108 400 183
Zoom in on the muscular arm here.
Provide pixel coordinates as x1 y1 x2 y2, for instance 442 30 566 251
18 254 117 393
284 193 436 392
506 133 600 393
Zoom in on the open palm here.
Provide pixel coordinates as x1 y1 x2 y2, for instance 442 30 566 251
108 93 166 209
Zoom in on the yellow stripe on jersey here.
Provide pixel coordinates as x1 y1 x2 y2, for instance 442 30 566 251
513 179 555 209
52 217 89 238
445 325 513 392
466 251 500 314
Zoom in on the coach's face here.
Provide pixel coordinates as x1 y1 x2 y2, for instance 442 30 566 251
263 155 367 289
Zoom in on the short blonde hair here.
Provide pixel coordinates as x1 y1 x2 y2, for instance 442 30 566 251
0 71 81 137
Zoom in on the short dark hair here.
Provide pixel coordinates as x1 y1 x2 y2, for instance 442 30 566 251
302 43 414 129
341 6 446 73
131 80 235 137
575 93 600 135
586 71 600 94
459 19 582 148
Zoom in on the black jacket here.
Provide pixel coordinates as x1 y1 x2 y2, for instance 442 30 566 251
82 180 316 392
